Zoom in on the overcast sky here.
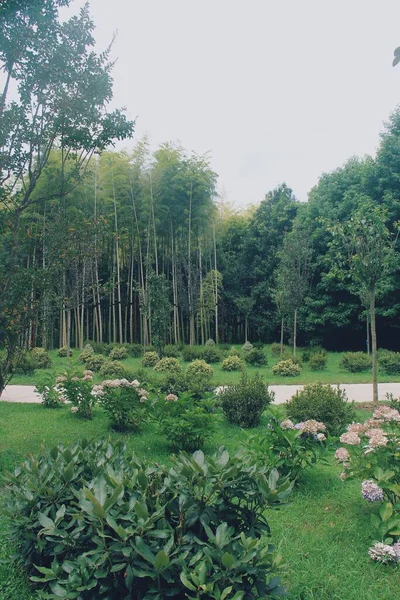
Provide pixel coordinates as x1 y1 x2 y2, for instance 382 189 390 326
65 0 400 206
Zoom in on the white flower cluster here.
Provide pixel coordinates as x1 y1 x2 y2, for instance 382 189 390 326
280 419 326 440
368 542 400 563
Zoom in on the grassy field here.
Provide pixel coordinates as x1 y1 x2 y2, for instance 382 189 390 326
1 401 400 599
8 345 400 388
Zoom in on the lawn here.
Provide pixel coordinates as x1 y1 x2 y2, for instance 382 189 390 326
1 401 400 599
8 345 400 388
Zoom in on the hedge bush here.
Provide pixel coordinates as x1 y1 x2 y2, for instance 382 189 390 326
99 360 125 377
270 342 284 357
309 352 327 371
109 346 129 360
220 372 274 427
186 359 213 379
272 359 301 377
78 344 95 363
202 345 221 363
154 357 181 373
286 382 354 435
29 347 52 369
205 338 216 346
301 346 327 363
162 344 180 358
221 355 245 371
84 353 106 371
242 341 254 352
182 345 203 362
340 352 371 373
244 347 267 367
378 350 400 375
56 346 72 357
3 440 291 599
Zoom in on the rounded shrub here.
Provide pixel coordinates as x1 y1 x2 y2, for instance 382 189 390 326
100 360 125 377
182 345 203 362
12 352 36 375
154 357 181 373
228 346 241 356
29 347 52 369
205 338 216 347
78 344 95 363
222 355 245 371
142 351 160 367
109 346 129 360
162 345 180 358
84 354 106 372
309 352 327 371
56 346 72 357
186 359 213 379
253 341 264 350
301 346 327 363
242 341 254 353
270 342 284 357
220 373 274 427
127 343 144 357
272 359 301 377
286 382 355 435
378 350 400 375
339 352 371 373
244 347 267 367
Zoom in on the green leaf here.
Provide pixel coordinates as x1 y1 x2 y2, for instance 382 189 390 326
63 463 74 483
38 512 55 529
154 550 169 569
134 537 155 564
221 552 235 568
221 587 233 600
380 502 393 522
134 501 148 519
180 572 197 591
49 582 68 597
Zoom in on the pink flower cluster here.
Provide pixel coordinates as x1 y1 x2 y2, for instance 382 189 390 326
361 480 384 502
279 419 326 439
368 542 400 563
339 431 361 445
92 379 148 400
165 394 178 402
335 447 350 462
373 405 400 422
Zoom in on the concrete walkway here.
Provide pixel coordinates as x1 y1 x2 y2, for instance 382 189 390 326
2 383 400 405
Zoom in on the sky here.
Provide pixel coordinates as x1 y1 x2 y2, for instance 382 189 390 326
63 0 400 206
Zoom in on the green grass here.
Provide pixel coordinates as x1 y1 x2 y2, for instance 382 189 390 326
1 401 400 599
9 345 400 388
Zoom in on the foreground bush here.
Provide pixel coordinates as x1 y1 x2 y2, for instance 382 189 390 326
2 440 291 599
154 356 181 373
222 355 245 371
96 379 148 431
142 351 160 367
272 359 301 377
246 414 328 480
378 350 400 375
286 382 354 435
340 351 371 373
220 372 274 427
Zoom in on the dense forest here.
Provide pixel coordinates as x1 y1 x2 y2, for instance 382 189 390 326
2 0 400 363
6 109 400 352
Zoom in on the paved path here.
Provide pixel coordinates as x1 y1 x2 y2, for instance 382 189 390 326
2 383 400 405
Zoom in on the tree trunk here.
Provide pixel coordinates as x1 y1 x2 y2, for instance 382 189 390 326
293 309 297 358
280 316 284 356
366 311 370 355
213 225 219 344
370 292 378 404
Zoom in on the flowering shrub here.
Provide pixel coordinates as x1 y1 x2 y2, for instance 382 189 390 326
286 382 354 435
339 351 371 373
29 347 52 369
56 346 72 357
154 356 181 373
95 378 148 432
154 393 215 451
84 353 106 371
2 440 291 599
35 375 65 408
336 405 400 561
245 415 328 480
186 359 213 379
272 359 301 377
221 355 245 371
99 360 125 377
220 372 274 427
78 344 95 363
244 347 267 367
205 338 216 346
109 345 129 360
142 351 160 367
62 371 95 419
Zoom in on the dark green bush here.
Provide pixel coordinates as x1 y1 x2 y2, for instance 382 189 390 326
270 342 284 357
220 372 274 427
253 341 265 349
244 347 267 367
301 346 327 363
309 352 327 371
2 440 291 599
182 345 203 362
86 340 109 355
202 345 221 363
378 350 400 374
339 352 371 373
125 343 144 357
286 382 354 435
162 344 180 358
12 352 36 375
84 353 106 371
